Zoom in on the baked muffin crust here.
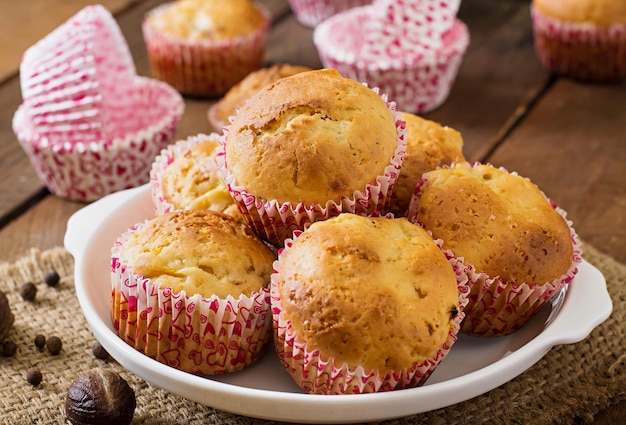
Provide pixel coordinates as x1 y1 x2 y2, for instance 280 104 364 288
224 69 399 204
120 210 275 298
533 0 626 26
276 214 459 371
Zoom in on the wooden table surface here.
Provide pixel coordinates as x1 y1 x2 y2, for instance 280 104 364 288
0 0 624 423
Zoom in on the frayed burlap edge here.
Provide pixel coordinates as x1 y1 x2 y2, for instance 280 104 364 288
0 243 624 425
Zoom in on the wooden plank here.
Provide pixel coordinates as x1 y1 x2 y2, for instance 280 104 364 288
486 79 626 263
0 0 145 83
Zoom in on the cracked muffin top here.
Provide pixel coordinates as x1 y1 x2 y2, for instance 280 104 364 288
223 68 399 205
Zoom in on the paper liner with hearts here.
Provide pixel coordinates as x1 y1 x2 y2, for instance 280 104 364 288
271 233 470 395
531 5 626 83
142 2 271 97
313 2 469 113
406 163 583 337
111 222 272 375
19 5 138 143
13 77 184 202
287 0 373 27
216 91 406 248
149 133 239 218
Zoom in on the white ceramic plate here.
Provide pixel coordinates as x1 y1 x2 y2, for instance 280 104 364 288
64 184 613 424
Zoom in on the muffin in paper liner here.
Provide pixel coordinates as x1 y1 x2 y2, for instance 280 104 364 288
111 221 273 375
13 77 184 202
142 2 271 97
406 162 583 337
287 0 373 28
270 230 470 395
149 133 239 218
313 4 469 114
19 5 138 143
216 92 407 248
531 5 626 83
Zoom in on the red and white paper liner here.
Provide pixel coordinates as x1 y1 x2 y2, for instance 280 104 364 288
531 5 626 83
12 77 184 202
406 163 583 337
111 222 272 375
142 2 271 97
271 232 470 395
314 6 469 113
287 0 373 27
20 5 138 143
149 132 239 217
217 92 407 247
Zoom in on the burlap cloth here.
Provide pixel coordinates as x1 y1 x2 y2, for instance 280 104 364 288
0 243 624 425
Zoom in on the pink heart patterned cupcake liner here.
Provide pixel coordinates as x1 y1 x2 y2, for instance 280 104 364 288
216 90 407 247
20 5 138 143
111 221 272 375
13 77 184 202
287 0 373 27
271 233 470 394
407 162 583 337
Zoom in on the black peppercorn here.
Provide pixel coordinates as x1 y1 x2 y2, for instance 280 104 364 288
26 368 43 386
46 336 62 355
44 271 60 287
19 282 37 301
92 342 109 360
34 334 46 351
2 340 17 357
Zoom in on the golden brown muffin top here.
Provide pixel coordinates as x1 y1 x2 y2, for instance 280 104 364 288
210 64 312 130
533 0 626 26
225 69 399 205
391 112 465 216
120 210 276 299
148 0 267 40
414 162 574 285
276 214 459 372
161 139 240 219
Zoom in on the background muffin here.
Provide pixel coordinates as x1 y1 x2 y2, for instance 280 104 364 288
150 133 240 219
142 0 271 97
531 0 626 82
408 161 581 337
390 112 465 217
218 68 405 246
111 210 276 374
208 63 312 131
272 213 467 394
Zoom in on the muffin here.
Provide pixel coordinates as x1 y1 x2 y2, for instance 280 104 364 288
142 0 271 97
314 2 469 113
288 0 373 27
111 210 276 374
13 77 184 202
390 112 465 217
150 133 240 219
407 161 582 337
208 63 312 131
271 213 468 394
217 68 406 247
531 0 626 82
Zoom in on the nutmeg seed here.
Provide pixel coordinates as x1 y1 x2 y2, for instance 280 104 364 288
65 369 135 425
0 290 14 341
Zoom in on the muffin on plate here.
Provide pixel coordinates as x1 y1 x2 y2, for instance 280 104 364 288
531 0 626 82
407 161 582 337
217 68 406 247
271 213 468 394
150 133 240 219
288 0 373 27
390 112 465 217
208 63 312 131
111 209 276 374
142 0 271 97
314 1 469 113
